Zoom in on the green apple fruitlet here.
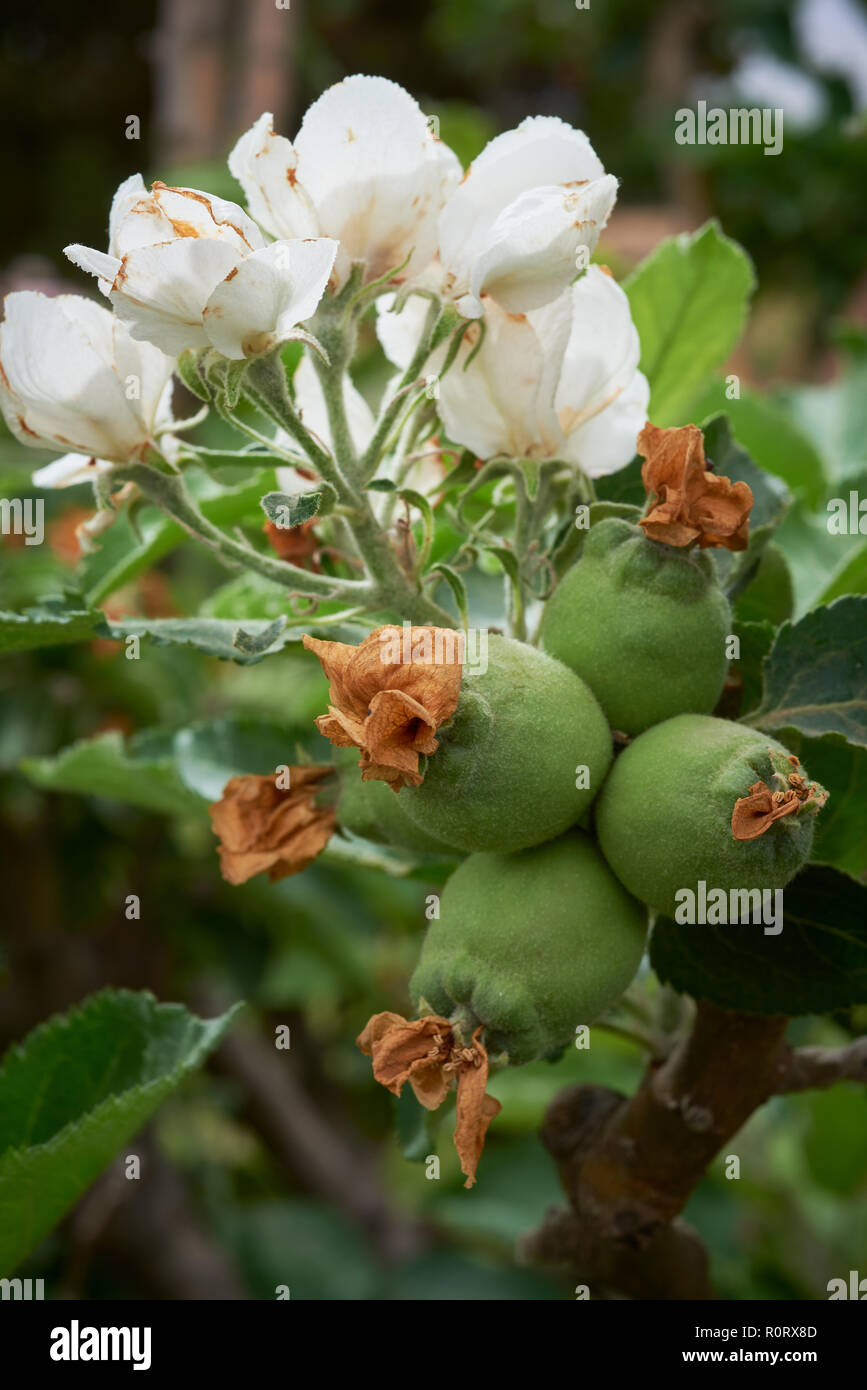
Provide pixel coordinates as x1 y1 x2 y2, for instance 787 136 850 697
335 751 457 856
400 635 612 853
595 714 817 919
540 518 731 735
410 830 647 1065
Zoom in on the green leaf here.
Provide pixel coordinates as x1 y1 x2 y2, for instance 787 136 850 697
0 990 241 1274
816 542 867 605
732 619 776 717
650 865 867 1015
365 478 396 493
687 382 826 507
625 221 756 425
747 596 867 746
396 1088 437 1164
782 731 867 881
700 415 790 599
734 544 795 627
0 603 101 655
260 490 324 528
802 1085 867 1196
172 716 299 801
323 832 455 878
21 732 205 816
177 349 211 402
594 455 645 507
427 563 468 628
99 614 300 664
80 470 277 606
435 450 479 497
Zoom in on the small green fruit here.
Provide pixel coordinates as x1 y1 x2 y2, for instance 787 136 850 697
596 714 816 918
400 635 612 853
410 830 647 1065
335 751 457 856
540 518 731 735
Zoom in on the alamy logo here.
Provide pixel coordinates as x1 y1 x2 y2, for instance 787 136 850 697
675 100 783 156
0 1277 44 1299
827 1270 867 1299
379 621 488 675
0 497 44 546
50 1320 152 1371
674 881 783 936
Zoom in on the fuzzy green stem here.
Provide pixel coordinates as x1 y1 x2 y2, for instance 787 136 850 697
359 298 442 482
117 463 373 603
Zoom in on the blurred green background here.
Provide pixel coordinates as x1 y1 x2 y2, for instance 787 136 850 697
1 0 866 1300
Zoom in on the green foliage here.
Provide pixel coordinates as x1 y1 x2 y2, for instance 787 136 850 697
22 732 205 817
748 596 867 745
0 602 103 654
625 222 756 425
0 990 240 1275
651 866 867 1015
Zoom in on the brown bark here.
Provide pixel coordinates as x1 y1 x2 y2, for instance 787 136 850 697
522 1002 792 1298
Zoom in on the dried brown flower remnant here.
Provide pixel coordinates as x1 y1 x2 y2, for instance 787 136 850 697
209 766 336 884
264 518 322 570
638 422 754 552
357 1011 501 1187
732 759 829 841
302 626 463 791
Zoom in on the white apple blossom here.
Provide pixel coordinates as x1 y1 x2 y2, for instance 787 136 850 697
378 269 648 476
0 292 179 487
438 117 618 318
229 76 461 290
64 178 337 359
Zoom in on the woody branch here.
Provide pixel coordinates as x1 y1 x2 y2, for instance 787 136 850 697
520 1001 860 1298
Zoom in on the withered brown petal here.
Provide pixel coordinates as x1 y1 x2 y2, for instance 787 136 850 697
731 780 802 841
454 1027 501 1189
638 421 707 499
637 420 754 552
303 626 463 790
209 768 335 884
356 1013 452 1096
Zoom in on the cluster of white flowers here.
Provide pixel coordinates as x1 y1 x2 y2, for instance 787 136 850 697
0 74 648 490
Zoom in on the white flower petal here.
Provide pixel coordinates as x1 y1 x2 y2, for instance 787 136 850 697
228 113 320 241
439 115 607 297
147 184 265 253
467 175 618 314
202 237 337 359
32 453 114 488
292 75 461 283
547 268 640 422
108 174 172 255
108 238 244 354
0 292 176 464
438 303 562 460
562 370 649 477
533 269 647 477
375 291 437 370
64 244 122 295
